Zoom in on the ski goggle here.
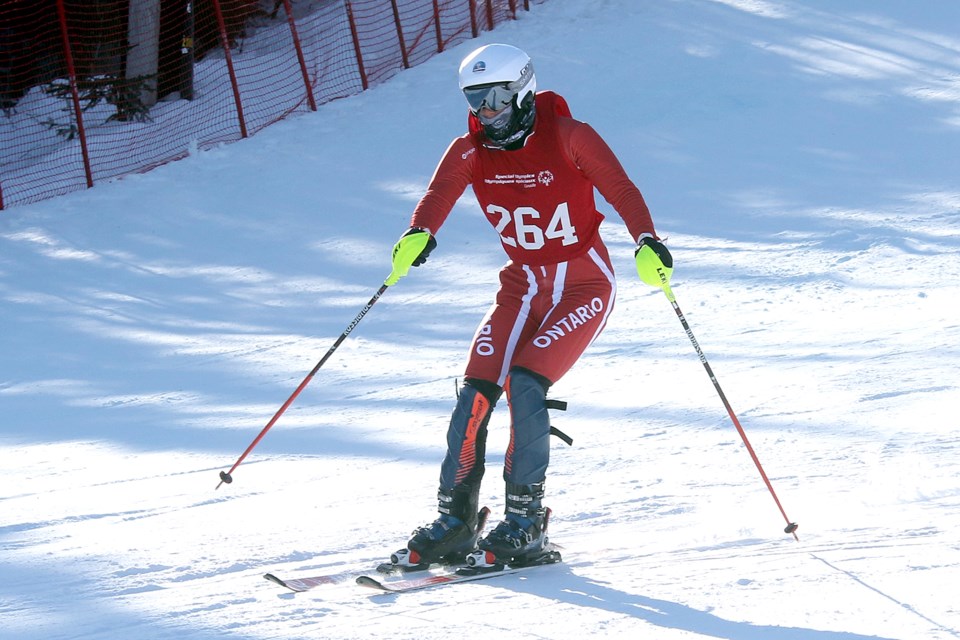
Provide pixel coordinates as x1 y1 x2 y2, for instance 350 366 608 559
462 83 517 114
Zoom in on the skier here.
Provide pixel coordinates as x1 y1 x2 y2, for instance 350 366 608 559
385 43 672 565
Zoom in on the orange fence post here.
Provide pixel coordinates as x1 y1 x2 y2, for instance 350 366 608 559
346 1 368 91
210 0 248 138
468 0 478 37
282 0 317 111
54 0 93 189
432 0 444 53
390 0 410 69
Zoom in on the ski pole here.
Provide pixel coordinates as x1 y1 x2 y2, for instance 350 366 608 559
655 270 799 540
216 282 389 489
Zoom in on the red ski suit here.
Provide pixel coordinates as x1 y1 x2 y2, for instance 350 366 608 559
412 91 657 386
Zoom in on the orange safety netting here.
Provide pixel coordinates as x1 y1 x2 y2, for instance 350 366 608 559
0 0 544 210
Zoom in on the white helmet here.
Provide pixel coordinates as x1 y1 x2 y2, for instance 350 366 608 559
458 44 537 147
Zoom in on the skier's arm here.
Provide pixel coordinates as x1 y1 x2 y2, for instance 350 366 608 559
387 136 475 286
409 135 476 233
563 119 672 286
563 119 657 243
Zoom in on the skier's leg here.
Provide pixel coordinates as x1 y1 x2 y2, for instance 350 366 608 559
407 378 502 563
437 377 503 525
478 367 552 561
482 247 616 561
406 261 543 564
503 366 552 486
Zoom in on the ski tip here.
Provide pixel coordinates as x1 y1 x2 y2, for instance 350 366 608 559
356 575 387 591
263 573 287 588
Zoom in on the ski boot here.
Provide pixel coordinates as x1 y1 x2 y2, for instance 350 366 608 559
390 486 488 571
475 482 555 566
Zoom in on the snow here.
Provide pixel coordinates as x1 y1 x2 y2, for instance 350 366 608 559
2 0 959 638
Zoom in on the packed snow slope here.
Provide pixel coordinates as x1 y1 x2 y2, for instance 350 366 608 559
2 1 959 639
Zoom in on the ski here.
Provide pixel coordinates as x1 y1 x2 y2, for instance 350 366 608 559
263 569 358 592
265 508 568 595
263 556 466 592
356 547 562 594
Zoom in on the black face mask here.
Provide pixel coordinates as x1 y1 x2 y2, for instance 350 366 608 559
477 102 516 140
477 95 536 149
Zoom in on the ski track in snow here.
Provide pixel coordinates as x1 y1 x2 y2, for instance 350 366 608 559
2 0 960 638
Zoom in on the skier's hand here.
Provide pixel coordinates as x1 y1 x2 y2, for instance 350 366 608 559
386 227 437 286
635 236 673 287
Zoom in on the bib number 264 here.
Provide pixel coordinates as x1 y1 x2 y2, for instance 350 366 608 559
487 202 579 250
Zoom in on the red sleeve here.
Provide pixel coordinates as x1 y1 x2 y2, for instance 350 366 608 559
561 118 657 243
409 135 477 234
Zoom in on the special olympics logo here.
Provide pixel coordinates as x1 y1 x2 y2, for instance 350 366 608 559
537 170 554 186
